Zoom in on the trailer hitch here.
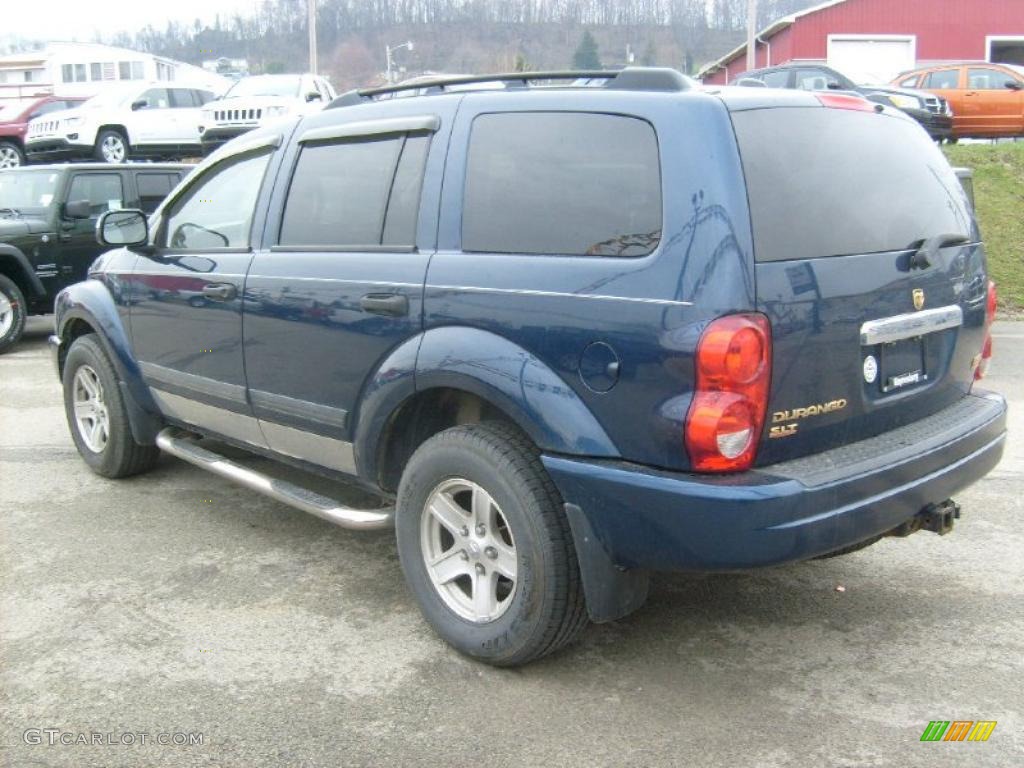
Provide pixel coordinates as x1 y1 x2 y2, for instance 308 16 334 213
887 499 961 538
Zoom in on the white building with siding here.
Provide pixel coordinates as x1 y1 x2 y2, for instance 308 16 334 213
0 42 228 101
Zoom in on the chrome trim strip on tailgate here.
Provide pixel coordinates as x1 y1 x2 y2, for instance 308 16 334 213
860 305 962 346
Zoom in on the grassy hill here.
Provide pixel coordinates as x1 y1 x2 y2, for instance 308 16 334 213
944 142 1024 313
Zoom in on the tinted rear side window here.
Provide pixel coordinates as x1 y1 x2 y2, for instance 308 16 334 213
462 112 661 257
279 133 428 248
732 108 972 262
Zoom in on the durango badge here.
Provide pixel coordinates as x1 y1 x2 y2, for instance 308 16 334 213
913 288 926 311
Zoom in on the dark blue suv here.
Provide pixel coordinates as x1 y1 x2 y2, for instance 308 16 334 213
50 69 1006 666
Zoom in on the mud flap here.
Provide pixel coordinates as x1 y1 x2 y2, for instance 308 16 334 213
564 503 649 623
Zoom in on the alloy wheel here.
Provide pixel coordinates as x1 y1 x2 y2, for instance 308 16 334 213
0 293 13 337
101 135 126 163
0 145 21 169
420 478 518 623
72 365 110 452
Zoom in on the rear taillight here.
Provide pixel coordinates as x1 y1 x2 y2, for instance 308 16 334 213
685 314 772 473
975 280 997 381
816 93 878 112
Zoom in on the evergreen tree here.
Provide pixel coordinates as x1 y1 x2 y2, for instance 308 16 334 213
572 31 601 70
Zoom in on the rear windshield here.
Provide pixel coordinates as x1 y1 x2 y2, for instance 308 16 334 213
732 108 973 262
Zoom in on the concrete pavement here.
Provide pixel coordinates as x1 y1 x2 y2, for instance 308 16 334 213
1 317 1021 767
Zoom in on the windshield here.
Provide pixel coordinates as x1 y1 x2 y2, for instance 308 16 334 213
224 75 302 99
0 170 60 213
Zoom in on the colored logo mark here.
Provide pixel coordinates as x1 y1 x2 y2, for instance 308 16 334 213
920 721 997 742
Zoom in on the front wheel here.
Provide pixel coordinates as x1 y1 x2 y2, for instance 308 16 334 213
0 274 27 353
396 422 588 666
0 140 24 169
94 129 129 163
62 334 159 477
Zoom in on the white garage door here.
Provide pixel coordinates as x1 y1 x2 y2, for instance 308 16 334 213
827 36 916 84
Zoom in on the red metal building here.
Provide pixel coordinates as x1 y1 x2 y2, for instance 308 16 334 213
699 0 1024 85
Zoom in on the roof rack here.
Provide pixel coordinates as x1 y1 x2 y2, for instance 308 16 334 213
327 67 692 109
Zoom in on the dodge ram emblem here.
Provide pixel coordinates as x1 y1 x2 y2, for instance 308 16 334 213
913 288 925 311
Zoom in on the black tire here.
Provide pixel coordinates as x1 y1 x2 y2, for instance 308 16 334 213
0 140 25 169
396 422 588 667
0 274 27 353
94 129 129 163
813 534 883 560
62 334 159 478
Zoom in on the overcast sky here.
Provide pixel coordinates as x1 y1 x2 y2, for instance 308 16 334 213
7 0 263 42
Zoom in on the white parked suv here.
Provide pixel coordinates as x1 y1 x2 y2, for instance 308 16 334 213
25 83 216 164
198 74 335 154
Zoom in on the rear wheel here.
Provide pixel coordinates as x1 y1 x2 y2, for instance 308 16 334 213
62 334 159 477
0 140 24 169
0 274 27 353
94 129 128 163
396 422 588 666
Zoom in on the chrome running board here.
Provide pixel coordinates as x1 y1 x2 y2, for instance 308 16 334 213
155 428 394 531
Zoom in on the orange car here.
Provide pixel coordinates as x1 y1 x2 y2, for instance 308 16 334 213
894 62 1024 139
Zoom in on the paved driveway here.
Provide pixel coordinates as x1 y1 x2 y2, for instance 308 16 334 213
2 317 1022 767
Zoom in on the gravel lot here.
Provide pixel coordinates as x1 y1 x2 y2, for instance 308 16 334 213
2 316 1022 768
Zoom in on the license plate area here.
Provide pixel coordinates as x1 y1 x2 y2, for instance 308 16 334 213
879 337 927 393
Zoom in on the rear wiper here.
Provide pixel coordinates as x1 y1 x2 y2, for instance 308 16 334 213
910 233 969 270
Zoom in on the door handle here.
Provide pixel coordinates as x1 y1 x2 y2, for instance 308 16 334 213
360 293 409 317
202 283 237 301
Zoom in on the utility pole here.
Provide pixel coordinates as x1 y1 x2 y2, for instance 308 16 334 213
746 0 758 72
307 0 318 74
385 41 414 84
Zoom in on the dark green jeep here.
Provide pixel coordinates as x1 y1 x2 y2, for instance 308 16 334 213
0 163 188 351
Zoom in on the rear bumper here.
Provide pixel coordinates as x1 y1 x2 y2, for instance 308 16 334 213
544 391 1006 571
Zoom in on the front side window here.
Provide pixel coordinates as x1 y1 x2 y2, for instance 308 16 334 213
967 68 1018 90
137 88 170 110
925 69 960 89
462 112 662 257
67 174 124 217
794 69 834 91
279 133 429 248
761 70 790 88
169 89 197 108
163 152 271 250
